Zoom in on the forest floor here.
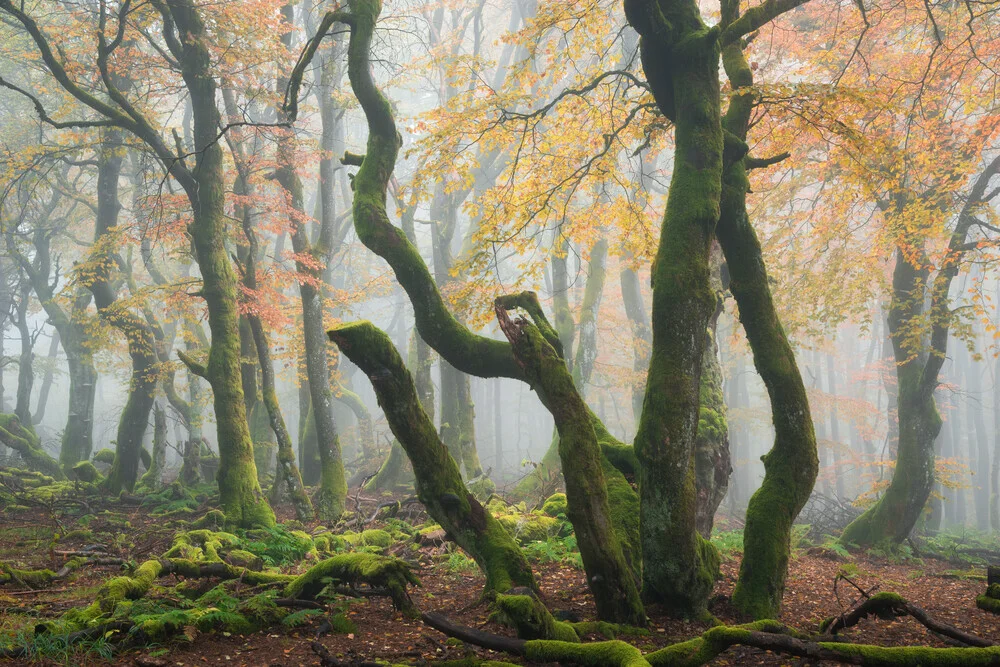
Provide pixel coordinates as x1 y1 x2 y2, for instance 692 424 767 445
0 488 997 667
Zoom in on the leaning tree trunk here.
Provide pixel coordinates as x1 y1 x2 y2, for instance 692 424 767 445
0 413 63 479
329 321 536 595
717 22 818 619
496 295 645 626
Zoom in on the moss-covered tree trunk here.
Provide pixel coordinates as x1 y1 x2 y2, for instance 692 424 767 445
840 149 1000 544
840 251 942 545
88 127 158 495
496 296 645 626
716 17 818 619
167 1 273 528
694 250 730 538
277 2 346 521
627 3 723 614
0 413 64 479
330 321 536 594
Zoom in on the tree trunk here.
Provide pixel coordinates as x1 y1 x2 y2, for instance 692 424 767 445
630 12 723 613
717 28 818 619
827 353 846 499
330 321 536 595
967 353 991 531
138 403 167 492
0 413 63 479
695 249 730 538
31 331 59 426
841 250 941 545
12 281 34 425
496 297 645 625
169 1 273 528
90 127 158 495
277 3 346 521
620 262 651 425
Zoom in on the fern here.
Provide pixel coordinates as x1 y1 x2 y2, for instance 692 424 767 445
281 609 323 628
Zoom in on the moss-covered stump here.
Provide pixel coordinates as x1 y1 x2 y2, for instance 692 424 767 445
0 414 65 480
541 493 568 517
977 583 1000 615
72 460 102 483
284 553 419 615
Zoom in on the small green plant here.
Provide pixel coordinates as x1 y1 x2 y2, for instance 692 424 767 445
522 535 583 568
819 535 852 560
238 525 313 566
445 551 478 575
710 529 744 558
6 628 116 665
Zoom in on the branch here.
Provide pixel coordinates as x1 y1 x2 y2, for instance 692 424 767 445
746 151 791 170
0 77 119 129
720 0 812 46
177 350 207 380
283 10 354 122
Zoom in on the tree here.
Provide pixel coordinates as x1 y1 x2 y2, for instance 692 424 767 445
0 0 274 526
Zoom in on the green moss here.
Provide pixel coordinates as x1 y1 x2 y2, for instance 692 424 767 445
494 512 560 544
283 554 419 614
0 562 57 587
493 594 579 642
71 461 101 483
524 638 647 666
541 493 567 517
977 594 1000 614
92 448 116 465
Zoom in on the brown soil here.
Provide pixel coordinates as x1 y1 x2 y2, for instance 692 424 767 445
0 499 996 667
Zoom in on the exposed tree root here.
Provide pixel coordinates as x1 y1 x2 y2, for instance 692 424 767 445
821 592 996 647
423 609 1000 667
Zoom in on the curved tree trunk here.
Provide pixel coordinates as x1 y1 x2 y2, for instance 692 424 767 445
0 413 63 479
717 24 818 619
840 251 942 545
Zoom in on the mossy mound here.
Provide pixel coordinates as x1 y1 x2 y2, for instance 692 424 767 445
541 493 567 517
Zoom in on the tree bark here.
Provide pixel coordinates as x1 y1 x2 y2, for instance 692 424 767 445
89 127 157 494
278 2 347 521
496 296 645 625
717 21 818 619
628 4 723 613
329 321 536 595
167 1 274 528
